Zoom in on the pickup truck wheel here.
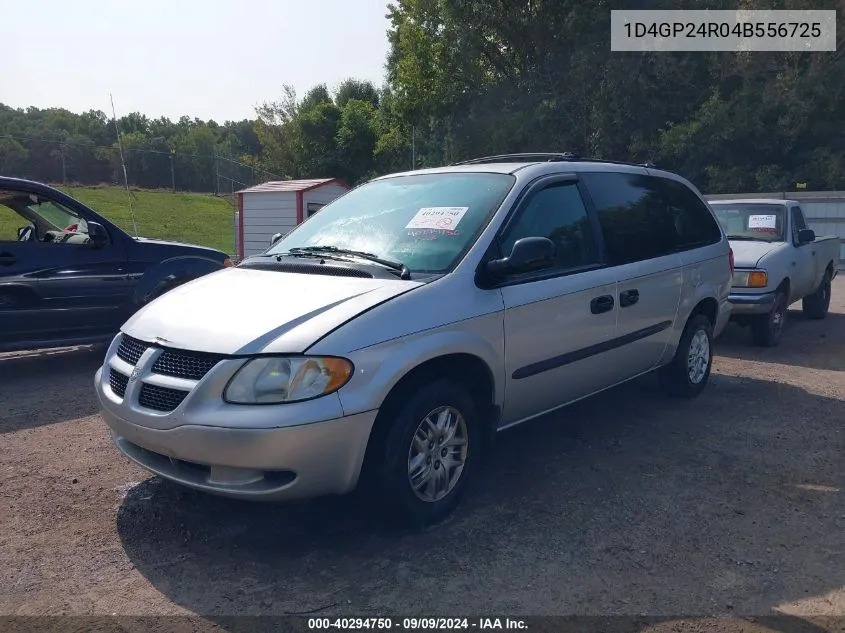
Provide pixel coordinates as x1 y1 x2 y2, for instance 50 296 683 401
658 314 713 399
802 272 832 320
375 380 481 527
751 291 786 347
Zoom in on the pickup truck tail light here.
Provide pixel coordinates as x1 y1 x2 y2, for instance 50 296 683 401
729 247 734 276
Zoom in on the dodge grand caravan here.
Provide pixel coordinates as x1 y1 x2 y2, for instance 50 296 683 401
94 153 733 525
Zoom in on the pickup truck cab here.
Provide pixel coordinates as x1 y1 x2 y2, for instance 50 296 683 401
709 198 839 346
0 177 232 353
95 154 732 526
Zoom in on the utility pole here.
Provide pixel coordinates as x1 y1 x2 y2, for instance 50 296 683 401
170 149 176 191
229 145 236 258
60 147 67 184
214 153 219 195
411 125 416 170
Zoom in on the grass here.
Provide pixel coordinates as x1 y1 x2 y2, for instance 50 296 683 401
1 184 236 255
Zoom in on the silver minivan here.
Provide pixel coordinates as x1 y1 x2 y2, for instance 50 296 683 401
94 154 733 525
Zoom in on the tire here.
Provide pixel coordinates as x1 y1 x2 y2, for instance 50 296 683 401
802 271 832 320
372 379 482 527
658 314 713 399
148 278 185 303
751 291 787 347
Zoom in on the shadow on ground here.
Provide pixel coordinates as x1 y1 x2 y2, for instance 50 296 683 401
117 373 845 627
0 345 104 432
715 309 845 372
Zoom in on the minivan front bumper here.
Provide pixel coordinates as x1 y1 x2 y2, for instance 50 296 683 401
98 393 377 501
94 333 378 501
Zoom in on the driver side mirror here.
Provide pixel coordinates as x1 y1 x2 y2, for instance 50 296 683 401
270 232 284 246
486 237 556 278
797 228 815 245
87 221 108 246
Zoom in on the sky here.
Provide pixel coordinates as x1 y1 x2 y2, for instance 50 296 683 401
2 0 392 122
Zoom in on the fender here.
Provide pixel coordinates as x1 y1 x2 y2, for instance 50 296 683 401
335 324 506 417
133 255 226 306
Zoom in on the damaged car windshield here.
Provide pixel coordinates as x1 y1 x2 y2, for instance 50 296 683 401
267 172 515 274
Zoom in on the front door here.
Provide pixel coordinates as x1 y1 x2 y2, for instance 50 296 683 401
0 187 130 349
789 205 816 300
497 178 618 425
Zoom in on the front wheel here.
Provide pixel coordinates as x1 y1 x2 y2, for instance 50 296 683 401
802 272 832 320
374 380 481 527
658 314 713 399
751 291 786 347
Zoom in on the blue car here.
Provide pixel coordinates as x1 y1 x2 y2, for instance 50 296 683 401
0 177 232 352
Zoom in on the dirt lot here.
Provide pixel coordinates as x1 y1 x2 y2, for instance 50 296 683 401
1 281 844 629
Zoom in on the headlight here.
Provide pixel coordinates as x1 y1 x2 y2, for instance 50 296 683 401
224 356 353 404
732 270 767 288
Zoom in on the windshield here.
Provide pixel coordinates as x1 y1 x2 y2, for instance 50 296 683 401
266 172 516 274
711 203 786 242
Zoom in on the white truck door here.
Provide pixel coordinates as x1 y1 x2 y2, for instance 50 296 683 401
789 205 817 298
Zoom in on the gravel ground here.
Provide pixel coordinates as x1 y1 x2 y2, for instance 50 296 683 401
1 281 844 630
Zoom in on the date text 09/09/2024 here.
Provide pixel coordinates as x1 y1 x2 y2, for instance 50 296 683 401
308 618 528 631
625 21 822 39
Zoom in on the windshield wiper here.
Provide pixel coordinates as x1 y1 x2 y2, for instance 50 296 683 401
284 246 411 280
726 235 771 241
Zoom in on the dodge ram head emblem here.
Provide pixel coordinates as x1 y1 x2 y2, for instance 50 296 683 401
129 366 142 383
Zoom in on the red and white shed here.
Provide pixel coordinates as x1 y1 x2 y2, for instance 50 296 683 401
234 178 350 259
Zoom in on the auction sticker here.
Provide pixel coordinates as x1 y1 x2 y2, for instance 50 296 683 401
748 214 777 229
405 206 469 230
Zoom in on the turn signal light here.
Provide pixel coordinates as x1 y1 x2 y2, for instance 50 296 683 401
748 271 768 287
223 258 234 268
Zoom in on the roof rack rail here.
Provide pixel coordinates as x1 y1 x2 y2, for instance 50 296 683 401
452 153 580 165
451 153 658 169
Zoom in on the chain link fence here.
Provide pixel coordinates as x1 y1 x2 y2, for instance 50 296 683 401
0 134 279 195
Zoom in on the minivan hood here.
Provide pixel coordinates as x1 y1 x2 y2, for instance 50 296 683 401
121 267 422 355
729 240 784 269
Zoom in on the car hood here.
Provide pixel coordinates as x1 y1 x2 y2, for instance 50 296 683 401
121 267 422 355
134 236 227 258
729 240 784 268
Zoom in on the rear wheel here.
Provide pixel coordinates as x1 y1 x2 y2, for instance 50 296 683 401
372 380 481 527
802 271 832 320
658 314 713 399
751 291 786 347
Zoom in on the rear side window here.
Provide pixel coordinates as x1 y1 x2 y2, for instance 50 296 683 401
657 177 722 249
581 172 676 264
581 172 720 265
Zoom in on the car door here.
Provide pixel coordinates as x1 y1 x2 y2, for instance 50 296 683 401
0 187 130 348
789 205 817 299
580 171 684 377
496 176 619 425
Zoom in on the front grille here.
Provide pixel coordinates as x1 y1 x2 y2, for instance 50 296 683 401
152 348 225 380
138 384 189 412
117 334 150 365
109 370 129 397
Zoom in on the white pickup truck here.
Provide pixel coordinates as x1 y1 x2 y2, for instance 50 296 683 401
709 198 839 346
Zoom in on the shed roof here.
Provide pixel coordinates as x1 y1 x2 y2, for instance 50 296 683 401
237 178 348 194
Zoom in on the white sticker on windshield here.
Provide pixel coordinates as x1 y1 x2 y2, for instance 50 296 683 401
405 206 469 230
748 214 777 229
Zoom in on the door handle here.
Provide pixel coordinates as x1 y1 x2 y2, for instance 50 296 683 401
590 294 615 314
619 289 639 307
0 253 16 266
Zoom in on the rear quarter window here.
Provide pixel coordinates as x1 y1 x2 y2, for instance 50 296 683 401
581 171 720 265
